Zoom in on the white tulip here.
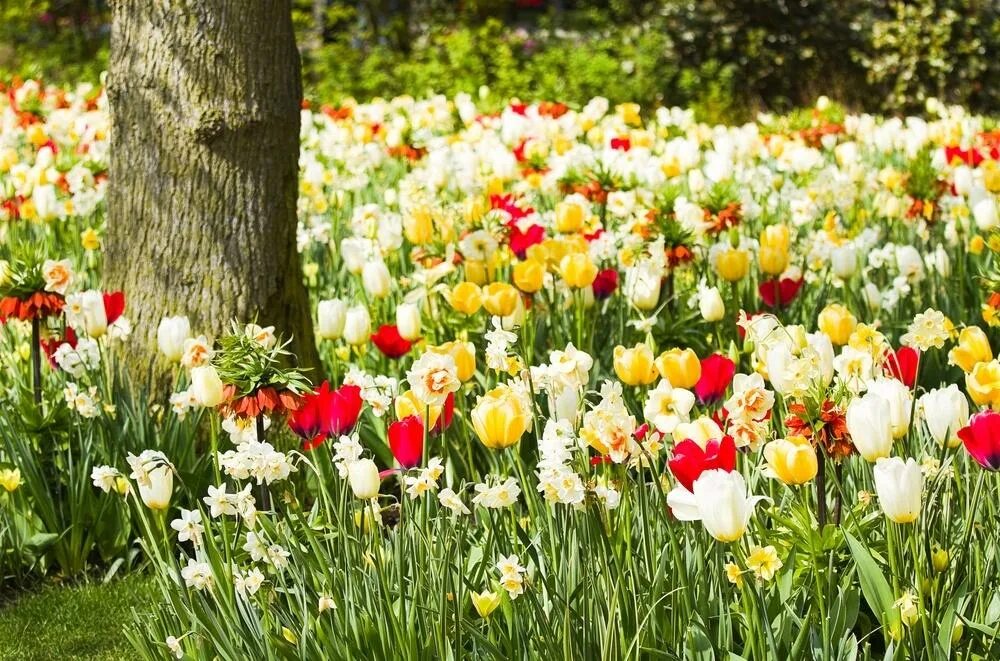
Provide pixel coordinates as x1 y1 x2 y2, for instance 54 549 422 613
691 469 767 542
830 245 857 279
340 237 371 274
343 306 372 345
157 316 191 362
190 365 225 408
362 260 392 299
317 299 347 340
139 465 173 510
866 377 913 439
624 263 662 311
873 456 922 524
918 385 969 448
846 391 894 461
699 286 725 322
79 290 108 338
396 302 422 341
347 459 381 500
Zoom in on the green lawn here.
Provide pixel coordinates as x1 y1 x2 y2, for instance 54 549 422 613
0 573 156 660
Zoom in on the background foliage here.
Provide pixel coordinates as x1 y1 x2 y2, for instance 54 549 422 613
2 1 999 122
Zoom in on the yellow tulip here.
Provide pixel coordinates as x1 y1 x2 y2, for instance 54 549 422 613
482 282 519 317
471 385 528 450
672 416 724 448
394 390 442 430
966 359 1000 409
560 253 598 288
470 590 502 618
554 199 586 233
760 224 791 253
758 246 789 276
818 303 857 346
450 282 484 315
655 348 701 389
464 260 489 285
949 326 992 373
763 436 818 485
715 248 749 282
403 207 434 245
0 467 22 493
513 258 546 293
613 344 658 386
432 341 477 382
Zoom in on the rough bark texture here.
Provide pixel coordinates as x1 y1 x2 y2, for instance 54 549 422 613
105 0 320 388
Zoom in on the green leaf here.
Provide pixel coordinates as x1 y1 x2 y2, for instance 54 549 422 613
843 530 901 638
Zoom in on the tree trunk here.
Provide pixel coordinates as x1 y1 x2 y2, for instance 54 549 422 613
105 0 320 389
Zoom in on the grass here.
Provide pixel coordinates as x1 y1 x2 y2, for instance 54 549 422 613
0 573 156 660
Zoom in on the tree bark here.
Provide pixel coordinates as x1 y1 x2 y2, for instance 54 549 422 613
105 0 320 389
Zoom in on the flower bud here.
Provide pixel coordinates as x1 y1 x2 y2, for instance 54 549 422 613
817 303 857 346
157 316 191 362
482 282 519 317
449 282 484 315
395 302 422 341
560 253 598 288
699 287 725 322
343 306 372 345
655 348 701 389
317 299 347 341
190 365 225 408
931 545 949 573
347 459 381 500
139 465 173 511
613 344 658 386
362 261 392 299
471 384 528 450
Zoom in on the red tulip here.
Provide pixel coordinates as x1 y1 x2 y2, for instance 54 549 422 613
371 324 412 358
759 277 803 308
610 136 631 151
432 391 455 435
103 291 126 325
508 221 546 259
884 346 919 388
289 382 363 450
592 268 619 299
668 435 737 492
694 353 736 404
958 411 1000 471
389 415 424 468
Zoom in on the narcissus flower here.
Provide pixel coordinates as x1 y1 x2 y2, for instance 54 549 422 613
613 344 658 386
388 415 424 468
957 410 1000 470
471 384 528 450
762 435 818 484
644 379 695 434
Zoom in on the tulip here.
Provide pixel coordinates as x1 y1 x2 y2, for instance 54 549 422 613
762 436 818 484
866 378 913 439
139 464 173 511
190 365 225 408
343 306 371 345
592 268 618 299
884 346 919 387
846 391 894 461
471 385 528 450
395 389 442 430
513 258 546 293
668 435 736 492
668 469 767 542
347 459 381 499
672 416 724 448
395 302 422 341
624 264 661 310
759 277 803 308
450 282 484 315
432 341 476 382
388 415 424 468
948 326 992 373
371 324 412 358
830 245 857 279
403 208 433 244
817 303 856 346
560 253 598 288
362 261 392 299
288 382 364 449
157 316 191 362
966 359 1000 409
554 199 586 233
694 353 736 404
699 286 725 322
655 348 701 389
482 282 519 317
872 457 922 524
317 299 347 340
471 590 503 618
957 410 1000 470
715 247 749 282
76 290 108 338
758 245 789 276
918 385 969 447
613 344 658 386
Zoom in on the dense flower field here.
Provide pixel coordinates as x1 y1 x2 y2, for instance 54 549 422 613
4 79 1000 659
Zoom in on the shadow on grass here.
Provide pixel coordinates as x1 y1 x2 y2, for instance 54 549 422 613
0 573 156 660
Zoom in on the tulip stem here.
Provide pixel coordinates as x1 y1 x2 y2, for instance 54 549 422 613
833 462 843 526
31 316 42 406
816 451 827 528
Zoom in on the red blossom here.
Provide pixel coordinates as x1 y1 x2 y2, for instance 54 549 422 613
694 354 736 404
958 411 1000 471
371 324 412 358
668 435 737 492
884 346 919 388
389 415 424 468
759 277 803 308
592 268 619 299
